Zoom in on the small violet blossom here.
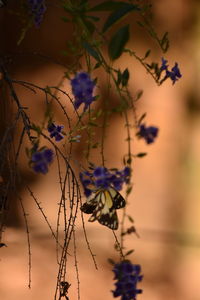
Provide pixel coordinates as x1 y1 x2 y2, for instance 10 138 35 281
112 260 143 300
160 57 168 72
48 123 64 142
160 58 182 84
80 166 131 197
71 72 96 110
137 124 158 144
31 148 53 174
27 0 46 28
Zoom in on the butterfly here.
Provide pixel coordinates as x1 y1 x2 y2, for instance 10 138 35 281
80 187 126 230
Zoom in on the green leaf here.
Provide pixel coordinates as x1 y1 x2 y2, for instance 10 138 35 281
138 112 146 125
94 62 101 69
107 258 115 265
127 215 134 223
143 49 151 59
89 1 131 11
81 18 96 34
82 40 102 62
136 152 147 158
161 32 168 46
125 249 134 257
121 68 129 86
135 90 143 101
108 25 130 60
161 32 169 52
126 186 132 195
103 3 139 33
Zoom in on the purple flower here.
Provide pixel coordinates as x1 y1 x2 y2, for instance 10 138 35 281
115 167 131 187
160 58 182 84
27 0 46 27
112 261 143 300
137 124 158 144
160 57 168 71
80 171 93 197
71 72 95 110
31 148 53 174
80 166 131 196
48 123 64 141
166 62 182 84
93 167 111 189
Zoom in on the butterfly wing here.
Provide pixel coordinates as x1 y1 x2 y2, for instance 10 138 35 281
88 192 104 221
80 202 96 214
81 187 126 230
108 187 126 209
88 190 119 230
80 192 98 214
97 206 118 230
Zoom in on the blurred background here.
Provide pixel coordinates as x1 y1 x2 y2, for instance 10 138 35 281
1 0 200 299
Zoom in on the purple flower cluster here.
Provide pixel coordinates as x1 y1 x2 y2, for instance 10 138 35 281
80 166 130 197
71 72 96 110
48 123 64 141
137 124 158 144
112 261 143 300
27 0 46 27
160 58 182 84
31 148 53 174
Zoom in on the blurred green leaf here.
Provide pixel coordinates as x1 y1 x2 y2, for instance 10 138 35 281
126 186 132 195
127 215 134 223
136 152 147 158
121 68 129 86
161 32 169 52
107 258 115 265
82 40 102 62
138 112 146 125
135 90 143 101
125 249 134 257
108 25 130 60
143 49 151 59
103 3 139 32
81 18 96 34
